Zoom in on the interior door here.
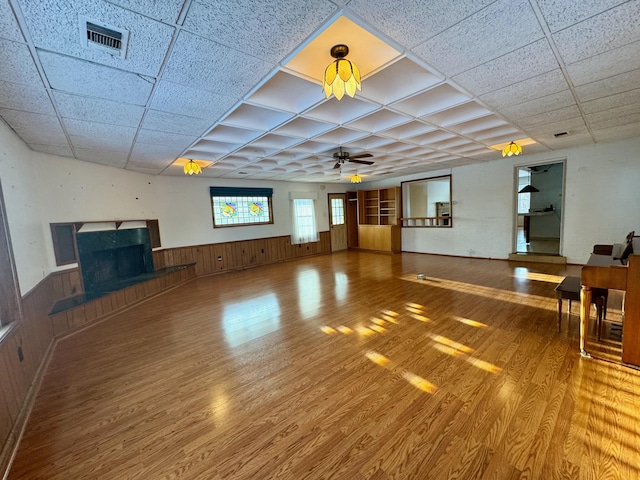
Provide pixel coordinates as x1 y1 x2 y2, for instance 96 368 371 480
329 193 348 252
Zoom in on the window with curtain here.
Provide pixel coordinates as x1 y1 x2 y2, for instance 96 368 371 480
290 193 319 245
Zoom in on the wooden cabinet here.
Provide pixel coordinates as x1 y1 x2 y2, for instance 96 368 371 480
356 187 402 253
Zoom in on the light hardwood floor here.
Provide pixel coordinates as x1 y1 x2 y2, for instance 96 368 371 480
7 252 640 479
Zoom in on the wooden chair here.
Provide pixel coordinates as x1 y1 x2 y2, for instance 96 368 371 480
554 276 608 338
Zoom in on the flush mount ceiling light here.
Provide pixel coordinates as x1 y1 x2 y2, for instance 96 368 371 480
502 141 523 157
351 174 362 184
183 159 202 175
322 44 361 101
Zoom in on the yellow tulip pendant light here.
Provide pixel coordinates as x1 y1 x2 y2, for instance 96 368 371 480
502 141 523 157
183 159 202 175
323 44 361 101
351 174 362 184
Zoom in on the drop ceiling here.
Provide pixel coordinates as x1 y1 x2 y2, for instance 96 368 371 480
1 0 639 182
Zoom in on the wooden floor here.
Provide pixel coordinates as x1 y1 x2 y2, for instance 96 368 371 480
8 252 640 479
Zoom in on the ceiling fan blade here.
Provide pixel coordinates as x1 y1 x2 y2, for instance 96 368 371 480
349 159 374 165
333 161 341 169
349 153 373 159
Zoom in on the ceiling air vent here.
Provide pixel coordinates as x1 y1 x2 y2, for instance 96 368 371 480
79 16 129 59
553 131 569 137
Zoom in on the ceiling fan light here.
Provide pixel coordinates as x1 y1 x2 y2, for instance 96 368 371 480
351 174 362 184
183 159 202 175
502 141 522 157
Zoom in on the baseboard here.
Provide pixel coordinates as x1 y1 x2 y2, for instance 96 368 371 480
508 252 567 264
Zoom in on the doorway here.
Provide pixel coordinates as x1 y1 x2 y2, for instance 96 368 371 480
514 161 565 256
329 193 348 252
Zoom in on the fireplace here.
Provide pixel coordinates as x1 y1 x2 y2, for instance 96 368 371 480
76 228 154 293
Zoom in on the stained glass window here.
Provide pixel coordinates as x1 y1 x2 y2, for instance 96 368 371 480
210 187 273 227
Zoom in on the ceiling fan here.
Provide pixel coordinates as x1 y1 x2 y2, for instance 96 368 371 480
332 147 374 169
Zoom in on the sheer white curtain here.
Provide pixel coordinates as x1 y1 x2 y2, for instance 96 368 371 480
290 192 319 245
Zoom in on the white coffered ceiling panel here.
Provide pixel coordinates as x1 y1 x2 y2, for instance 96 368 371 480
0 0 638 181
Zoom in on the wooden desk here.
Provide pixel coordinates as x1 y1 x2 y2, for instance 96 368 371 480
580 254 640 366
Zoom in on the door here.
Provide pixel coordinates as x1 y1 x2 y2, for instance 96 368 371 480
329 193 348 252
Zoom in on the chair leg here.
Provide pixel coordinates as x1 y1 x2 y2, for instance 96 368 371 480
557 298 562 332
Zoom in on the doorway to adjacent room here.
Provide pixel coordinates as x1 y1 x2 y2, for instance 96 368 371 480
514 161 565 256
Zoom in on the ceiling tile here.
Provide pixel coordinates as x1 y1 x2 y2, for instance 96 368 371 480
186 139 242 155
414 0 543 77
479 69 569 109
0 1 23 42
553 1 640 64
592 121 640 142
39 50 154 105
357 57 443 105
53 91 145 127
150 80 238 122
184 0 337 62
378 120 435 140
575 68 640 102
74 148 129 167
273 117 333 138
28 144 73 157
0 38 42 86
202 125 263 144
536 0 629 33
582 89 640 115
586 103 640 130
345 135 394 150
346 110 411 133
448 115 507 135
0 108 68 145
391 83 469 117
514 105 582 129
566 40 640 86
63 118 137 142
136 130 196 149
526 115 589 138
19 0 175 76
162 31 273 97
349 0 495 48
312 127 368 145
303 97 378 124
421 101 492 127
141 110 212 136
129 142 185 166
250 133 300 150
499 90 576 120
471 124 521 142
105 0 184 22
406 129 455 145
247 71 323 114
452 39 558 95
69 134 132 152
0 80 55 114
222 104 292 131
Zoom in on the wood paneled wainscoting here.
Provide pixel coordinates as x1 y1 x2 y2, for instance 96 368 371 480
0 276 56 478
152 231 331 275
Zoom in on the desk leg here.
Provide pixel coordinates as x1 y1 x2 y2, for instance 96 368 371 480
557 298 562 332
580 286 592 357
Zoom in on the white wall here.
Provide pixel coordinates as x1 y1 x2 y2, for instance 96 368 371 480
0 121 349 293
366 136 640 264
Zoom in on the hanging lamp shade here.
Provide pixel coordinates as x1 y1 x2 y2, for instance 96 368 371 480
183 159 202 175
323 44 361 101
351 174 362 184
502 141 523 157
518 184 540 193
